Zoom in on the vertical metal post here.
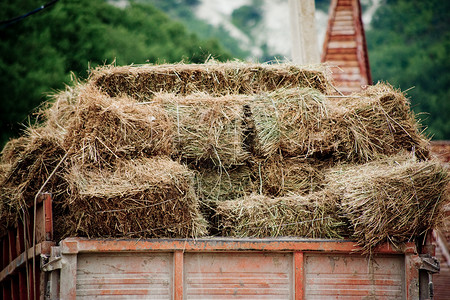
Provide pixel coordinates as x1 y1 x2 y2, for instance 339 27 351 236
174 251 183 300
288 0 320 65
294 251 304 300
59 254 77 300
405 253 420 300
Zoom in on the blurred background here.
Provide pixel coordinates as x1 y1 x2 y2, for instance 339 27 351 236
1 0 448 148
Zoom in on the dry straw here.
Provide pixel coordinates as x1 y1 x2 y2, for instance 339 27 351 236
153 93 250 167
327 154 449 251
248 84 429 162
255 156 327 197
0 128 66 220
249 88 329 157
0 63 445 251
63 85 174 167
194 165 255 202
216 192 348 239
89 61 328 100
58 157 207 240
330 83 430 161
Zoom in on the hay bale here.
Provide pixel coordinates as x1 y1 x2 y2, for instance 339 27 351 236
89 62 328 100
250 88 333 157
154 93 250 167
1 137 29 165
327 155 449 251
1 129 66 208
57 157 207 240
249 84 429 162
0 128 67 234
331 83 430 161
216 192 348 239
63 86 174 166
255 156 327 197
194 165 255 202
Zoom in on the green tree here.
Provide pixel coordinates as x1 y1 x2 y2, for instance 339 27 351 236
146 0 250 59
367 0 450 139
0 0 232 147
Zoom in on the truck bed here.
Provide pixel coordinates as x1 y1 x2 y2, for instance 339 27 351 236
40 237 419 299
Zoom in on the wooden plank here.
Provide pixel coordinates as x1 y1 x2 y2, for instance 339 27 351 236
2 237 8 270
43 194 53 241
76 253 172 299
28 262 34 300
326 47 357 55
0 242 54 283
11 276 19 300
18 271 27 300
324 53 358 61
304 254 404 298
328 40 357 48
7 230 16 264
16 224 25 257
405 254 420 299
184 252 292 299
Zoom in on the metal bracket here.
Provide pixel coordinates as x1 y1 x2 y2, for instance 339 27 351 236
419 254 440 273
41 246 62 272
419 254 440 299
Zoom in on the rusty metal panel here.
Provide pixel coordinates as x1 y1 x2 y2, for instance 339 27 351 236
184 252 293 299
304 254 404 299
76 253 173 299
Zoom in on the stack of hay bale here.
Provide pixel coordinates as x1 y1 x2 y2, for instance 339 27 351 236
0 62 448 252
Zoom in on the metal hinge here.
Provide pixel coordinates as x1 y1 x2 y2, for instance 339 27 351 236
419 254 440 300
419 254 440 273
41 246 62 272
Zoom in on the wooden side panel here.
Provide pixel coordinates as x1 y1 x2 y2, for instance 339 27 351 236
304 254 404 299
75 253 173 299
184 252 293 299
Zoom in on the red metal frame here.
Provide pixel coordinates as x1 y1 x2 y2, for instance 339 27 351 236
57 237 418 299
294 252 304 300
59 237 416 255
0 193 54 299
174 250 183 300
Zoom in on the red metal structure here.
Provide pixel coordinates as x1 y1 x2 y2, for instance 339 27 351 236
430 141 450 300
0 193 55 300
47 238 419 299
321 0 372 94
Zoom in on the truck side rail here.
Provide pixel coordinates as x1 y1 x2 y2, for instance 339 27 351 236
43 237 420 300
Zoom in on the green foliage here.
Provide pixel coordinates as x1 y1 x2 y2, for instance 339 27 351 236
0 0 232 147
146 0 250 59
231 5 262 37
367 0 450 139
315 0 331 12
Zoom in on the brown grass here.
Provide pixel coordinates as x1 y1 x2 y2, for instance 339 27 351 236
326 154 449 251
249 84 429 162
0 127 67 234
0 63 444 251
89 61 328 100
56 157 207 240
255 156 328 197
63 86 174 167
216 192 348 239
153 93 250 167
